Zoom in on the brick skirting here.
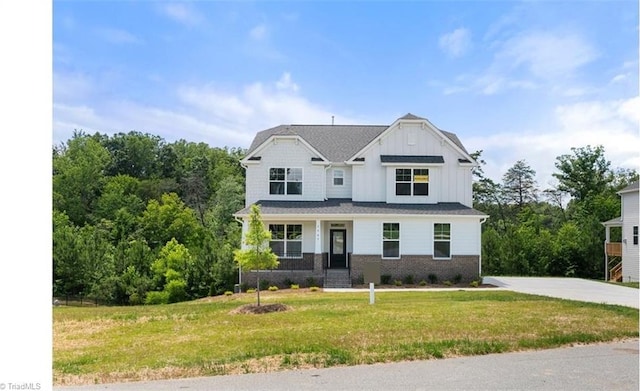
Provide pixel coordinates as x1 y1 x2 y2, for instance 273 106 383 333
241 253 480 288
350 254 479 284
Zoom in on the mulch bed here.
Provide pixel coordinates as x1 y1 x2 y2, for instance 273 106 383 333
230 303 292 314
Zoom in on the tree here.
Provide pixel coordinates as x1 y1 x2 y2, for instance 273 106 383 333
502 160 538 207
233 205 278 306
553 145 611 203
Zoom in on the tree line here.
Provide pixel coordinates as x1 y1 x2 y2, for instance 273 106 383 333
53 130 637 305
53 131 246 304
472 145 637 279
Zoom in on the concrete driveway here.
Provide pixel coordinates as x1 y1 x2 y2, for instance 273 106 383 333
483 276 639 309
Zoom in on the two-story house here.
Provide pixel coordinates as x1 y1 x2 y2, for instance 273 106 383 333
234 113 488 288
602 181 639 283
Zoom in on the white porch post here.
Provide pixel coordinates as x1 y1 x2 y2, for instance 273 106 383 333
315 219 322 254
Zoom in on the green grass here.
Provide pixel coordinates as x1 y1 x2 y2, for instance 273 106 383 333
53 290 639 386
610 281 640 289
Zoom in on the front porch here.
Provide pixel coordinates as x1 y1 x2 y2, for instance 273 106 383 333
602 217 623 282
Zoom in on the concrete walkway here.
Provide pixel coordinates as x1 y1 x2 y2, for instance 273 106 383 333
483 276 639 309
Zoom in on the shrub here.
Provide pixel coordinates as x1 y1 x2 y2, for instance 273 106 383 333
305 277 317 288
381 275 392 285
453 274 462 284
240 283 249 292
259 279 270 291
469 280 479 288
224 291 233 296
246 288 256 294
443 280 452 286
144 291 169 305
290 284 300 290
403 275 415 285
283 278 295 287
268 286 279 291
165 279 188 303
129 293 143 305
309 286 319 292
394 280 402 286
418 280 427 286
427 273 438 284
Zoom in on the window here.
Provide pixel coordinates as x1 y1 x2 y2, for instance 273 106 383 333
269 168 302 195
395 168 429 196
269 224 302 258
333 169 344 186
434 223 451 259
634 226 638 245
382 223 400 258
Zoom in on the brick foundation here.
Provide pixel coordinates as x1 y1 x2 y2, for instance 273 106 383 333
350 254 479 284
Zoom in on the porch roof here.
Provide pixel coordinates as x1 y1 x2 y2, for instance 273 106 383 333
602 216 622 227
235 199 488 218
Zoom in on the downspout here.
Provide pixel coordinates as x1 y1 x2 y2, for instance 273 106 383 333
479 217 487 278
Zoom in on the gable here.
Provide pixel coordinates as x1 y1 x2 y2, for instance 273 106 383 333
349 117 476 165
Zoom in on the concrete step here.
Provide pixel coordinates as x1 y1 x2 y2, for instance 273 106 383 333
324 269 352 288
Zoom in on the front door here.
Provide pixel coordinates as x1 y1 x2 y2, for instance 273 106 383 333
329 229 347 268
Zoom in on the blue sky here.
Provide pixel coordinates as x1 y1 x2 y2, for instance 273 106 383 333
53 1 638 186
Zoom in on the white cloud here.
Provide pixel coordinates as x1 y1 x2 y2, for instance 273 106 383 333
468 97 640 187
53 73 362 149
159 3 203 26
53 72 93 101
275 72 299 92
443 29 597 96
95 28 143 44
438 28 471 58
249 24 268 41
497 31 597 79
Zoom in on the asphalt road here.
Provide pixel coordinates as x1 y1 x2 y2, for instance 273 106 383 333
56 339 639 391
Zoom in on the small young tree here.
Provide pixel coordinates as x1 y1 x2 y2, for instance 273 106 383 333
233 204 278 306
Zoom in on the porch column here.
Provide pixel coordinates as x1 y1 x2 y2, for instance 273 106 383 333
315 219 322 254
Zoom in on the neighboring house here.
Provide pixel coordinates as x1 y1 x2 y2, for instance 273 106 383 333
234 113 489 288
602 181 639 283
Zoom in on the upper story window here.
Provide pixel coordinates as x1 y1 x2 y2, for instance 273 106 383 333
396 168 429 196
333 169 344 186
269 224 302 258
382 223 400 258
269 168 302 195
434 223 451 259
634 226 638 245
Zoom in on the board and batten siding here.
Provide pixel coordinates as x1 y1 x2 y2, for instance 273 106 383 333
351 123 473 206
352 216 481 256
244 139 326 206
622 190 639 282
326 166 353 199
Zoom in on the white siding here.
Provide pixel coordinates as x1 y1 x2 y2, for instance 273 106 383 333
326 166 353 199
622 191 639 282
244 139 326 205
351 122 473 205
352 216 481 256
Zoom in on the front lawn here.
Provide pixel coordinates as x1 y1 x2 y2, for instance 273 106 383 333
53 289 639 386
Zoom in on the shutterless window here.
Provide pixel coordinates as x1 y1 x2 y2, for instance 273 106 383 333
269 224 302 258
395 168 429 196
269 168 302 195
382 223 400 258
434 223 451 259
634 226 638 245
333 169 344 186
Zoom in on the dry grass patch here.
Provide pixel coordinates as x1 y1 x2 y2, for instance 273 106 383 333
230 303 292 314
53 290 638 386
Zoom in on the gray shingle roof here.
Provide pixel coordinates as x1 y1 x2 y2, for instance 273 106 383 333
235 199 487 217
618 181 639 194
246 113 470 162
